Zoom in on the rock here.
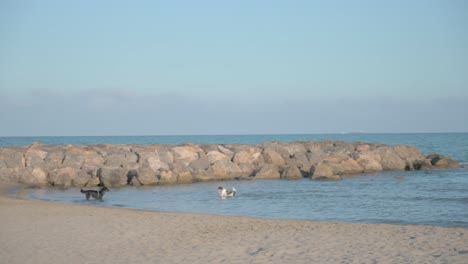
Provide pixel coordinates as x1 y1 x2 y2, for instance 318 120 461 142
426 154 460 169
254 164 281 179
206 160 243 180
48 167 80 188
104 151 138 167
172 146 199 165
262 142 290 159
238 163 256 177
82 154 105 167
0 141 460 186
355 144 370 152
155 147 174 164
374 146 407 171
263 149 285 166
171 162 193 183
352 153 383 173
19 167 48 186
62 154 85 169
136 162 159 185
158 170 175 184
233 150 264 166
147 157 170 171
0 148 26 170
43 150 65 169
217 145 234 160
98 166 128 187
283 143 307 156
189 158 211 172
0 168 20 183
291 152 311 175
281 164 302 179
306 149 327 166
24 148 48 167
206 151 229 164
312 155 363 180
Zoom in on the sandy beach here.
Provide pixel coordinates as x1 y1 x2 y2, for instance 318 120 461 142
0 185 467 264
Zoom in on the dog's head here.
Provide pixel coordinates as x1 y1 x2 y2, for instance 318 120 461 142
217 186 224 191
101 187 110 193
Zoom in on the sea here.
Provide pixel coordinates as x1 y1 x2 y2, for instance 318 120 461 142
2 133 468 228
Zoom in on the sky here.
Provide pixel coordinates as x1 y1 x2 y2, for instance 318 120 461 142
0 0 467 136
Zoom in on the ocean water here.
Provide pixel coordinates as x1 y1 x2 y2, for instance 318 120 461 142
4 133 468 228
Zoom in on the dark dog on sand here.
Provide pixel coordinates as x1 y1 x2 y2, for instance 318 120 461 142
80 187 110 200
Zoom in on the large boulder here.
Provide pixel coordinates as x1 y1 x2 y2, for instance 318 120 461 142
291 152 312 176
19 167 48 186
262 142 290 159
281 164 302 179
0 168 20 183
104 151 138 167
135 161 160 185
217 145 235 160
254 164 281 179
373 147 406 171
312 155 363 180
206 151 229 164
426 154 460 169
172 145 200 165
43 150 65 170
155 147 174 164
263 149 285 167
352 153 383 173
171 162 193 183
189 157 211 173
205 160 243 180
0 148 25 171
24 148 48 167
98 166 128 187
233 150 264 166
47 167 83 188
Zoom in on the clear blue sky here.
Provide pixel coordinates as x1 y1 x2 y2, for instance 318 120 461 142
1 0 467 136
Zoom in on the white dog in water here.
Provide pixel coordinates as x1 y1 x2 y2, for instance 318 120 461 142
217 186 236 198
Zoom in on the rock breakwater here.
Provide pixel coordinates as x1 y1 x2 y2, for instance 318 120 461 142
0 141 460 187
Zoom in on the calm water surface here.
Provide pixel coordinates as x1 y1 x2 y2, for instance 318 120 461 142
4 133 467 228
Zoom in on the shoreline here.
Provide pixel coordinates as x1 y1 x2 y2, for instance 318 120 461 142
1 183 467 264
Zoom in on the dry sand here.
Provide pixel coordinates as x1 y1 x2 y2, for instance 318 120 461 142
1 185 467 264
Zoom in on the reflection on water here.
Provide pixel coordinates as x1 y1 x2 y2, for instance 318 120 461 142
24 168 468 228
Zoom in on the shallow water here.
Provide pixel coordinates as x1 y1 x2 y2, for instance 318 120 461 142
5 133 468 228
26 168 468 228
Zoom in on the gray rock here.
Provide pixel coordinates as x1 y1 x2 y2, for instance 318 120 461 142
48 167 79 188
281 164 303 179
189 158 211 172
263 149 285 166
206 151 229 164
374 147 407 171
0 168 20 183
136 162 159 185
427 154 460 169
254 164 281 179
0 147 26 170
155 147 174 164
217 145 234 160
104 151 138 167
98 166 128 187
206 160 243 180
172 145 200 165
312 155 363 180
19 167 48 186
171 162 193 183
